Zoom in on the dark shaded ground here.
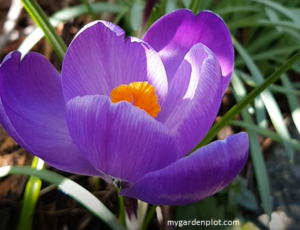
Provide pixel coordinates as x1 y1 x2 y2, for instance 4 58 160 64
265 123 300 230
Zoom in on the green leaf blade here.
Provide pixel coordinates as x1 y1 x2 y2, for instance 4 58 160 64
0 166 126 230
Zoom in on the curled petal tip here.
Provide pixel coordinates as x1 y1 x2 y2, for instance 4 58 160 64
121 132 249 205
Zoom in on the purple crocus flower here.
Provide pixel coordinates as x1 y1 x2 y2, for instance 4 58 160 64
0 9 249 205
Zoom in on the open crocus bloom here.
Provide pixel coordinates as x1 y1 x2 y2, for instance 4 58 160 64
0 9 249 205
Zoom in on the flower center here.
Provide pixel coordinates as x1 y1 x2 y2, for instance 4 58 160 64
110 81 161 118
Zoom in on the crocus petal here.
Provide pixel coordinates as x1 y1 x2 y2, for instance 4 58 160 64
0 99 33 153
121 132 249 205
66 95 177 183
0 51 102 176
144 9 234 94
157 43 222 157
62 21 168 104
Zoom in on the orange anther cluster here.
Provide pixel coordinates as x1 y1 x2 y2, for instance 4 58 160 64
110 82 161 118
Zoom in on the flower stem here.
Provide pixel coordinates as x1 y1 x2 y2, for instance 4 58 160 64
196 47 300 149
141 205 157 230
118 192 126 228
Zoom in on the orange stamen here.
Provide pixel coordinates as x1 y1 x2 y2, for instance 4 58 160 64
110 82 161 118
